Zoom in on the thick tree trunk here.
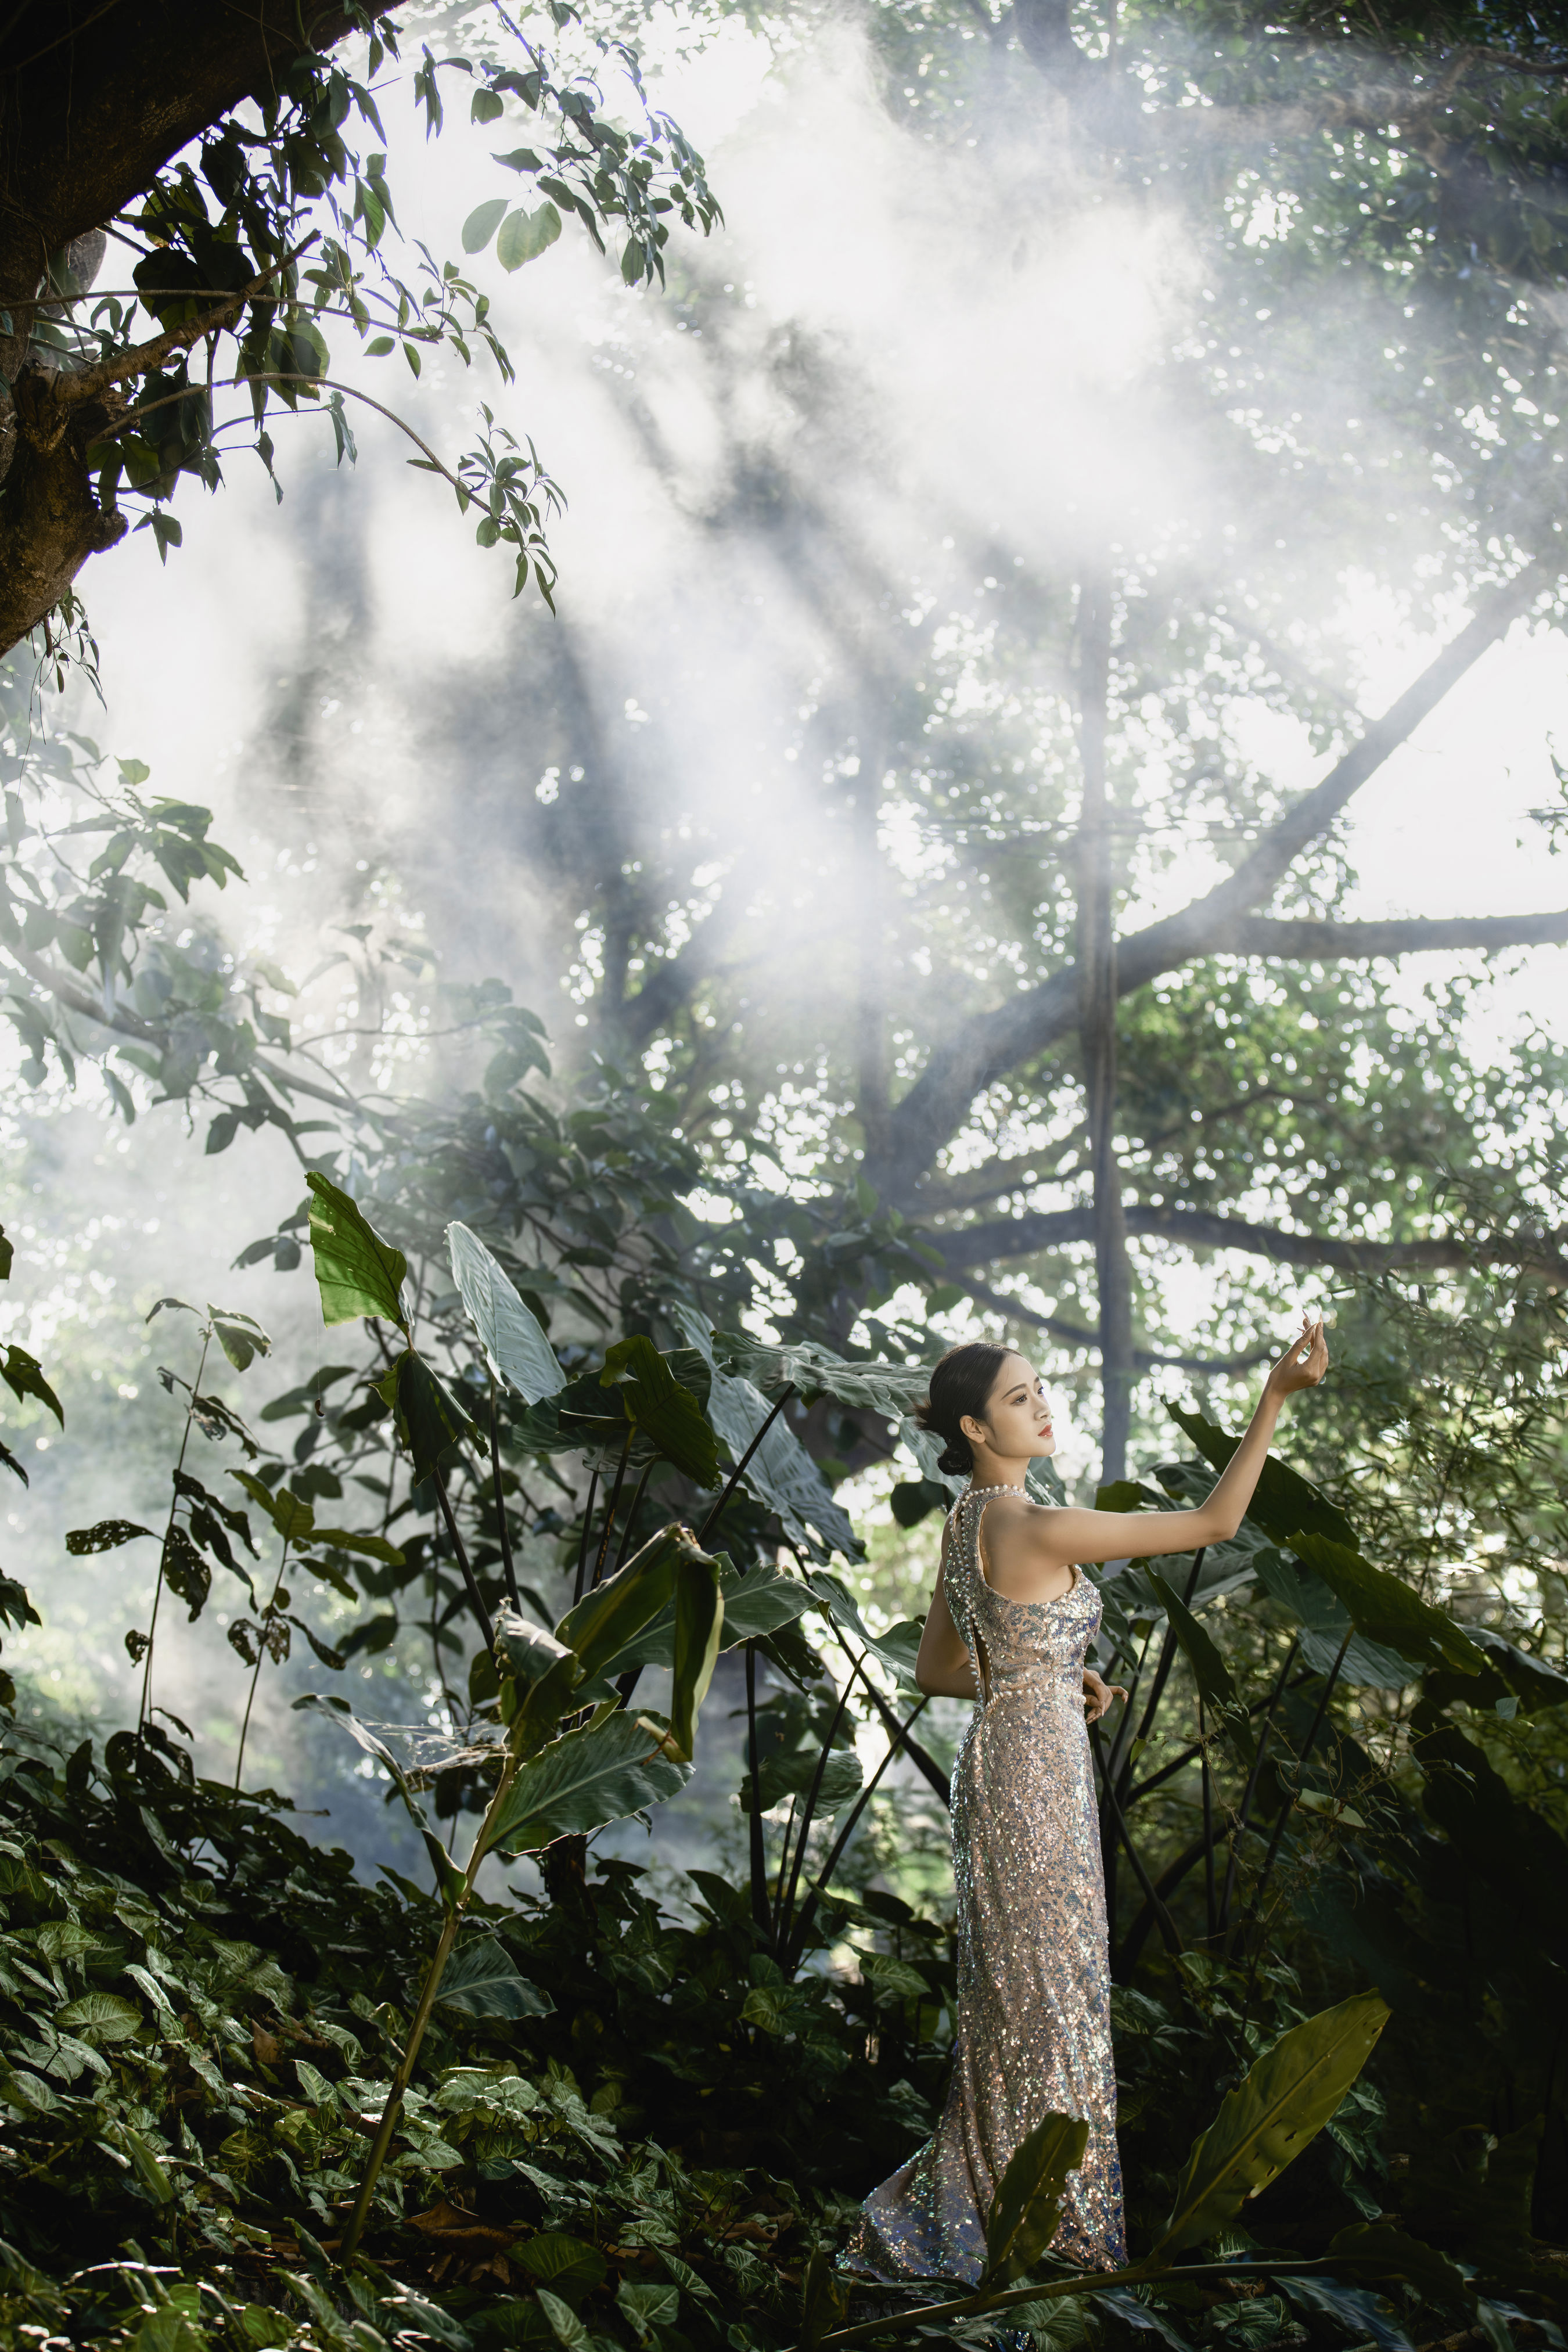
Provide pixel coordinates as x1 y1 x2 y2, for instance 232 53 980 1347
1074 567 1133 1483
0 1 396 652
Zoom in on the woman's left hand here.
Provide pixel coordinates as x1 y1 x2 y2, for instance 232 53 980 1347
1083 1670 1127 1723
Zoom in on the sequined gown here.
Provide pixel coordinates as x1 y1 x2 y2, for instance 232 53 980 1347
846 1487 1125 2283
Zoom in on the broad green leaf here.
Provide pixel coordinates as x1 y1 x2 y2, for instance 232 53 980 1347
745 1742 864 1817
1148 1569 1256 1765
801 2252 850 2350
496 202 562 269
483 1709 692 1854
1322 2223 1475 2318
206 1307 271 1372
1152 1991 1389 2258
304 1171 408 1328
229 1473 316 1545
495 1603 576 1689
669 1545 723 1763
535 2289 589 2352
305 1525 404 1565
516 2235 608 2296
1294 1533 1485 1678
1 1344 62 1426
555 1527 683 1682
616 2281 679 2341
1250 1549 1416 1688
718 1558 812 1644
436 1937 553 2019
462 197 509 252
983 2111 1091 2285
1166 1404 1357 1550
55 1989 143 2043
720 1332 932 1419
599 1336 719 1487
375 1349 470 1480
858 1951 932 1999
672 1307 858 1557
448 1221 564 1402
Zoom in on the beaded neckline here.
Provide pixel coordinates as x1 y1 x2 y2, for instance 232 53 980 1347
960 1483 1028 1500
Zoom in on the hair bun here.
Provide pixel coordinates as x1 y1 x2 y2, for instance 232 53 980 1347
936 1434 973 1477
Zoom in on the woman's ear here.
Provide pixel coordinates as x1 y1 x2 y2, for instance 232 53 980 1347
960 1413 987 1447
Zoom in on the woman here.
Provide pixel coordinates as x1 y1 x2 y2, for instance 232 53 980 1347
844 1318 1330 2286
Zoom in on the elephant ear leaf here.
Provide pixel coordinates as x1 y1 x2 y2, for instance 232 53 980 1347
983 2112 1090 2286
1152 1991 1389 2260
305 1172 408 1329
448 1221 564 1402
435 1936 553 2019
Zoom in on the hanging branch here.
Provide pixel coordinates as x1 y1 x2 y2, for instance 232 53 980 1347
139 1322 214 1739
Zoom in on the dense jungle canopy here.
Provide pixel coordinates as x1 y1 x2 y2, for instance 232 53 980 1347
4 5 1568 2352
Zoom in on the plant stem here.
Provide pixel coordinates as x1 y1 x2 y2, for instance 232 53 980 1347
803 2257 1336 2352
697 1385 796 1545
613 1459 654 1573
776 1675 853 1952
1219 1634 1300 1948
233 1535 290 1792
787 1695 930 1968
573 1467 600 1606
339 1736 523 2262
140 1328 213 1738
488 1379 519 1610
1238 1628 1352 2015
592 1431 633 1590
1092 1720 1181 1957
1200 1696 1216 1941
434 1475 494 1649
746 1639 768 1933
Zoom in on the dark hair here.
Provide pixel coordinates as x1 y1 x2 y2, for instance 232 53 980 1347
913 1342 1015 1477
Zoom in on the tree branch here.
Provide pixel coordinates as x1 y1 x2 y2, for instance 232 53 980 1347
1231 910 1568 959
933 1202 1568 1286
951 1270 1272 1372
874 560 1560 1195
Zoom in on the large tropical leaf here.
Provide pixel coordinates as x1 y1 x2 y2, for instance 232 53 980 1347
1152 1993 1389 2259
599 1336 719 1486
983 2112 1091 2286
745 1742 864 1817
673 1308 859 1559
483 1709 692 1853
304 1171 408 1328
292 1692 465 1904
1293 1534 1485 1679
448 1221 564 1403
435 1937 553 2020
1322 2224 1475 2319
1251 1549 1415 1688
568 1558 811 1696
718 1332 932 1420
373 1349 471 1481
1165 1404 1357 1551
669 1547 723 1763
556 1527 686 1683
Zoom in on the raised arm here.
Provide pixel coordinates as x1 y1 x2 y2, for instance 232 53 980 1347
1026 1318 1329 1570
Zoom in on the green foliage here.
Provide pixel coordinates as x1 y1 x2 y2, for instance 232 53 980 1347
983 2113 1091 2286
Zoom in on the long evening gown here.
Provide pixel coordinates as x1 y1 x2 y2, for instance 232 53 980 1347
844 1484 1126 2283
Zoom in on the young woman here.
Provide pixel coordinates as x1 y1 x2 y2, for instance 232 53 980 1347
844 1318 1330 2286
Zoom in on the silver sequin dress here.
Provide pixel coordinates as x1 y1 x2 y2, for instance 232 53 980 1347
846 1486 1126 2283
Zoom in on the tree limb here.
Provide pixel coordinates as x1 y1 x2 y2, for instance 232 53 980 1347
873 560 1560 1195
932 1202 1568 1286
1231 910 1568 959
951 1270 1273 1372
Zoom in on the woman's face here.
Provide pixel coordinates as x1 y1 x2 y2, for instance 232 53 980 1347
963 1353 1056 1460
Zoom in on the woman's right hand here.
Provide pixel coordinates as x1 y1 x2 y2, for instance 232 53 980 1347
1264 1315 1329 1401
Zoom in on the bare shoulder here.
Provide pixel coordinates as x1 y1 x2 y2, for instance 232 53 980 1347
979 1495 1077 1601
